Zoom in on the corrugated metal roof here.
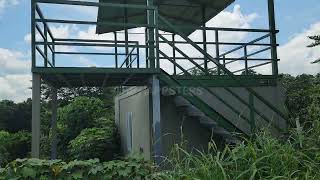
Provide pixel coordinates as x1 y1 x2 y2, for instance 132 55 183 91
96 0 234 35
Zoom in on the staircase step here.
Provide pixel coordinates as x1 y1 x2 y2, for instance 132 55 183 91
199 116 217 127
174 96 190 107
186 105 205 117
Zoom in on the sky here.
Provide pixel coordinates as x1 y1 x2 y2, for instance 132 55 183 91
0 0 319 102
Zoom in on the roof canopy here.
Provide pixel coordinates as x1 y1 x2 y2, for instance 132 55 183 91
96 0 234 35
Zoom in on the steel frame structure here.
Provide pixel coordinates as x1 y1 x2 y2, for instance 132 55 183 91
31 0 282 160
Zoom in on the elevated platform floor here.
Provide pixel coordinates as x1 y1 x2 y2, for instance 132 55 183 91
33 67 279 88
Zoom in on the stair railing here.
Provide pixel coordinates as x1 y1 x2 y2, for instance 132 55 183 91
157 15 287 131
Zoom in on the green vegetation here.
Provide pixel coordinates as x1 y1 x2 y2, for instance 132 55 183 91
0 131 30 167
0 157 153 180
307 35 320 63
0 74 319 179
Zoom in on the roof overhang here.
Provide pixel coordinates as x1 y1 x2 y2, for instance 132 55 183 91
96 0 235 35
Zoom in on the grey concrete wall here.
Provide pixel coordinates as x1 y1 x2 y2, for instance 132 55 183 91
115 87 151 160
160 96 221 156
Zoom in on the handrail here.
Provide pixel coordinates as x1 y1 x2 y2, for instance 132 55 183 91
159 48 282 132
158 15 287 121
120 47 137 68
180 33 272 75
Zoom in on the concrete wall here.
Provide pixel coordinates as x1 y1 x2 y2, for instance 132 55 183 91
160 96 221 156
115 87 151 160
114 82 288 161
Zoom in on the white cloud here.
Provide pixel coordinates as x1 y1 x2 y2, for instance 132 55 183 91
0 48 30 76
0 48 31 102
278 22 320 75
0 0 19 15
0 74 31 102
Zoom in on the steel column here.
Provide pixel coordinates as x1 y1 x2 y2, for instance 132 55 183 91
202 6 208 71
31 0 36 68
51 87 58 159
244 46 248 75
150 75 161 164
114 32 118 68
172 34 177 75
268 0 278 75
32 73 41 158
215 30 220 75
147 0 155 68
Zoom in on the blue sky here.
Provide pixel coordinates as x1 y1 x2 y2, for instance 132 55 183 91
0 0 319 101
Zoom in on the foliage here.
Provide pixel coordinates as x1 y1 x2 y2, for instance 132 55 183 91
0 131 31 167
307 35 320 63
57 97 107 157
0 156 154 180
307 35 320 48
68 126 120 161
280 73 320 127
153 129 320 180
0 99 32 132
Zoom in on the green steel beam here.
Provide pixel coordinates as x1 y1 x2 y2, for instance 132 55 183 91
36 0 156 10
35 18 156 28
36 42 148 48
268 0 279 76
32 67 161 74
147 0 156 69
55 52 135 56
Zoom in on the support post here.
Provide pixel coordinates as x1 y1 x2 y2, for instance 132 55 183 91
172 34 177 75
52 39 55 67
51 87 58 159
124 0 129 67
31 0 36 68
202 6 208 72
32 73 41 158
215 30 220 75
244 46 248 75
150 75 161 164
44 25 48 67
114 32 118 68
137 46 140 68
268 0 278 75
147 0 155 69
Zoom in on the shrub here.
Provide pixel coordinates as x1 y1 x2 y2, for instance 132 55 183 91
68 127 120 161
0 131 31 167
0 157 154 180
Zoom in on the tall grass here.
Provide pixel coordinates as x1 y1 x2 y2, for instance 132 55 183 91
152 125 320 180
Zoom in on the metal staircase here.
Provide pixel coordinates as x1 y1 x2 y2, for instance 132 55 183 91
156 15 287 140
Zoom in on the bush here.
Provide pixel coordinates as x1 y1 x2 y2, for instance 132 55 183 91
57 97 108 159
0 157 154 180
0 131 31 167
68 127 120 161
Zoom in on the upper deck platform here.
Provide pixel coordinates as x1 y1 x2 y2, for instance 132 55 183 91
31 0 280 88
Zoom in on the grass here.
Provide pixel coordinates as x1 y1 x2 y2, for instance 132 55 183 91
152 126 320 180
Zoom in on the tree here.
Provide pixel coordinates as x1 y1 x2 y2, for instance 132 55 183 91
0 99 32 132
280 73 320 127
307 35 320 64
68 126 120 161
57 97 108 159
